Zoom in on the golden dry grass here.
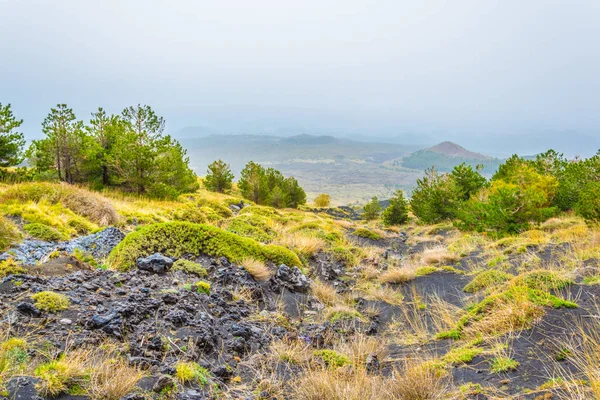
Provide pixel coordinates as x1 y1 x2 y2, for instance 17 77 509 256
241 257 272 281
276 232 326 257
421 245 460 265
380 264 417 284
312 280 340 306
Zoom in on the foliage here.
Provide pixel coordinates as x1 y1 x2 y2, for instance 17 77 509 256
238 161 306 208
204 159 234 193
456 165 558 234
194 280 211 295
410 167 461 223
31 291 70 313
0 258 25 278
382 190 409 226
463 270 513 293
175 361 210 386
108 221 302 271
490 357 519 373
0 103 25 167
450 163 487 201
402 149 503 172
314 193 331 207
576 181 600 222
24 223 65 241
172 259 208 277
353 228 382 240
313 350 351 368
226 214 276 242
363 197 382 220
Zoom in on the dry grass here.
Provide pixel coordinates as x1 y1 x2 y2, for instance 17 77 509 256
421 246 460 265
269 339 312 365
380 264 417 284
277 232 326 257
85 350 145 400
241 257 272 281
336 334 388 367
312 280 340 306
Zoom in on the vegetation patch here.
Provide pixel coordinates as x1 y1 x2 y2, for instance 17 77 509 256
0 215 21 251
194 281 211 295
23 222 65 241
0 258 25 278
463 270 513 293
31 291 70 313
108 221 301 271
489 356 519 373
313 349 351 368
175 361 210 386
353 228 382 241
510 270 573 291
416 266 439 276
227 214 276 242
172 259 208 277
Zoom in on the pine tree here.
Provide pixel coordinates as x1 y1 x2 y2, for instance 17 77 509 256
205 159 234 193
382 190 409 226
0 103 25 167
363 197 382 220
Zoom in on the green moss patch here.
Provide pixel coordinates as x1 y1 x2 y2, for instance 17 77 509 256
463 270 513 293
352 228 382 240
313 350 351 368
226 214 276 242
31 291 70 313
24 223 65 242
108 221 301 271
0 259 25 278
172 259 207 277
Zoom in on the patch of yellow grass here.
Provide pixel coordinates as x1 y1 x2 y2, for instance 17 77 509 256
241 258 272 281
380 264 417 284
276 232 326 257
421 246 460 265
312 280 340 306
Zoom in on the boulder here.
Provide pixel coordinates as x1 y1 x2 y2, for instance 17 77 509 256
274 264 311 293
136 253 174 274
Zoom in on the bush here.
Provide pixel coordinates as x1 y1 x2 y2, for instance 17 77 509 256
353 228 382 241
314 193 331 207
194 281 211 295
382 190 409 226
204 159 234 193
451 163 487 201
363 197 382 220
31 291 70 313
313 350 351 368
0 258 25 278
108 221 302 271
411 168 461 223
576 181 600 222
0 216 20 251
226 214 276 242
175 361 210 386
23 223 65 241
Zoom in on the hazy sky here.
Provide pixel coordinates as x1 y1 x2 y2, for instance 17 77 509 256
1 0 599 149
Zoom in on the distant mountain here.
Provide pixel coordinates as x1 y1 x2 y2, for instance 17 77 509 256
401 141 502 174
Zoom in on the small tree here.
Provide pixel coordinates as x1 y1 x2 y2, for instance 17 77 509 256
576 181 600 222
239 161 268 204
0 103 25 167
204 159 234 193
382 190 409 226
314 193 331 207
363 197 382 220
411 167 461 223
451 163 487 201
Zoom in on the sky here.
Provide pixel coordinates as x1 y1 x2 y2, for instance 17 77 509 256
1 0 599 155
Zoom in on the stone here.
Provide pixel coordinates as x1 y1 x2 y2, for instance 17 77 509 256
136 253 174 274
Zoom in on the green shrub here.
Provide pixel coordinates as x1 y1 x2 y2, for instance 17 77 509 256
313 350 351 368
172 259 207 277
382 190 409 226
194 281 211 295
576 181 600 222
23 223 65 241
227 214 276 242
329 246 357 266
0 258 26 278
0 338 29 374
175 361 210 386
463 270 513 293
363 197 382 220
31 291 70 313
108 221 301 271
511 270 572 291
353 228 382 241
0 216 21 251
411 168 461 223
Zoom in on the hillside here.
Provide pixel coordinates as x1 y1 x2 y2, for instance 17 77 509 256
0 182 599 399
180 134 423 205
399 141 503 173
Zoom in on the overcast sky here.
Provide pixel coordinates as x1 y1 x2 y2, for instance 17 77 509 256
1 0 599 152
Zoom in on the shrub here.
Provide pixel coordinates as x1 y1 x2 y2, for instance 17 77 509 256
194 281 211 295
576 181 600 222
382 190 409 226
463 270 513 293
314 193 331 208
313 350 351 368
0 258 25 278
363 197 382 220
451 163 487 201
204 159 234 193
411 167 461 223
108 221 302 271
353 228 382 241
329 246 357 266
23 223 65 241
172 259 207 277
0 216 20 251
31 291 70 313
227 214 276 242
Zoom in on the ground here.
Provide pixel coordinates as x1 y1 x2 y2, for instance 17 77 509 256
0 182 599 399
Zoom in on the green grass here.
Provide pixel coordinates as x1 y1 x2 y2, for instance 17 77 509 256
442 343 483 365
107 221 302 271
0 216 21 251
463 270 513 293
313 350 351 368
416 266 439 276
175 361 210 386
31 291 70 313
226 214 276 242
23 223 65 241
194 280 211 295
489 356 519 373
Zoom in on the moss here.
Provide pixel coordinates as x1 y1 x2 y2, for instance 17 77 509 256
23 223 65 241
239 205 282 218
227 214 276 242
108 221 301 271
441 343 483 365
31 291 70 313
489 357 519 373
172 259 208 277
463 270 513 293
0 216 21 252
440 265 465 274
313 350 351 368
194 280 211 295
416 266 439 276
0 258 25 278
171 205 207 224
175 361 210 386
328 309 362 323
196 198 233 218
353 228 382 240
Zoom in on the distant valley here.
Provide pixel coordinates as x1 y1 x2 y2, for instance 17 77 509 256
179 133 503 205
